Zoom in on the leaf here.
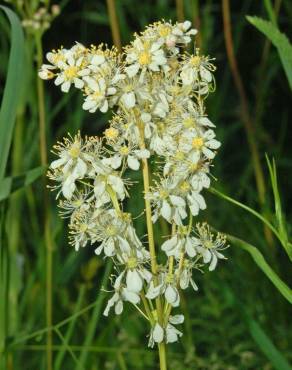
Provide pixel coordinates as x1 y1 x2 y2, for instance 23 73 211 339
247 318 292 370
0 6 25 180
226 287 292 370
227 233 292 304
0 166 45 202
265 155 292 260
246 16 292 89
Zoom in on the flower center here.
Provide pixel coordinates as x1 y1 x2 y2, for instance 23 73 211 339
80 223 88 232
106 225 118 236
64 65 78 80
124 84 133 92
159 189 168 199
183 117 195 128
127 256 138 269
180 181 190 193
139 51 151 66
189 162 198 172
204 240 213 249
190 56 201 67
105 127 119 140
93 90 103 99
192 137 204 149
69 143 81 158
158 25 171 37
120 146 130 156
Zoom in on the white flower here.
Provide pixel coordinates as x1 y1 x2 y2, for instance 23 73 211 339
125 37 167 78
38 64 56 79
46 46 90 93
148 315 184 347
104 271 140 317
148 322 164 348
165 315 184 343
187 191 206 216
161 233 198 258
82 77 112 113
94 210 130 257
180 54 215 86
177 260 199 291
48 133 90 199
93 166 126 207
193 223 228 271
179 128 221 160
149 179 188 226
103 144 150 171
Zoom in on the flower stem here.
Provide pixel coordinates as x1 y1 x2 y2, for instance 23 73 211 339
137 117 167 370
35 32 53 370
158 342 167 370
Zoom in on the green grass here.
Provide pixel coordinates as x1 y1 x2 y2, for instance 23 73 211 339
0 1 291 369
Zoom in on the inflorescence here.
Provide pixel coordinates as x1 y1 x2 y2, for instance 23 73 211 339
40 19 228 347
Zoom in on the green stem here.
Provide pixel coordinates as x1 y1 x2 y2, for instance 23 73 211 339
35 32 53 370
137 117 167 370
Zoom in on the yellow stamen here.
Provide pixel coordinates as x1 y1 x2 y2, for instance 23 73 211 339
139 51 151 66
192 137 204 149
105 127 119 140
64 66 78 80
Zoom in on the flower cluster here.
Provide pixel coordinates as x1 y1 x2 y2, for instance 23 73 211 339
41 20 228 348
21 4 60 32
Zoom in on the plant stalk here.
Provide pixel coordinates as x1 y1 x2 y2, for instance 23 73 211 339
35 32 53 370
106 0 122 51
137 118 167 370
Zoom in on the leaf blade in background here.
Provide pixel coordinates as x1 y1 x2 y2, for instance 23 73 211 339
228 233 292 304
0 166 45 202
0 6 25 180
247 318 292 370
246 15 292 89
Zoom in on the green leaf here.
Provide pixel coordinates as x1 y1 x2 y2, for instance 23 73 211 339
0 166 45 202
265 155 292 260
228 233 292 304
247 318 292 370
246 16 292 89
226 287 292 370
0 6 25 181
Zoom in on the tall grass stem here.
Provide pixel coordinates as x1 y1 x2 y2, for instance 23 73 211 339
106 0 122 51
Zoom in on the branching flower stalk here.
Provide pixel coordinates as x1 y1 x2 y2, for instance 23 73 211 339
39 20 228 369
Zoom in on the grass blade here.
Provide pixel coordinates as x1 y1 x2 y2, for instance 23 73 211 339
246 16 292 89
247 318 292 370
0 166 45 202
77 261 112 369
227 233 292 304
0 6 25 180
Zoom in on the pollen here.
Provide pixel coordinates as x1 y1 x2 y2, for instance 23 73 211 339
192 137 204 149
127 256 138 269
190 55 201 67
64 66 78 80
180 181 190 192
105 127 119 140
158 25 171 37
79 223 88 232
139 51 151 65
69 142 81 158
120 146 130 155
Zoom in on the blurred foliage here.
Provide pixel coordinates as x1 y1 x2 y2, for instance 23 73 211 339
0 0 291 369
